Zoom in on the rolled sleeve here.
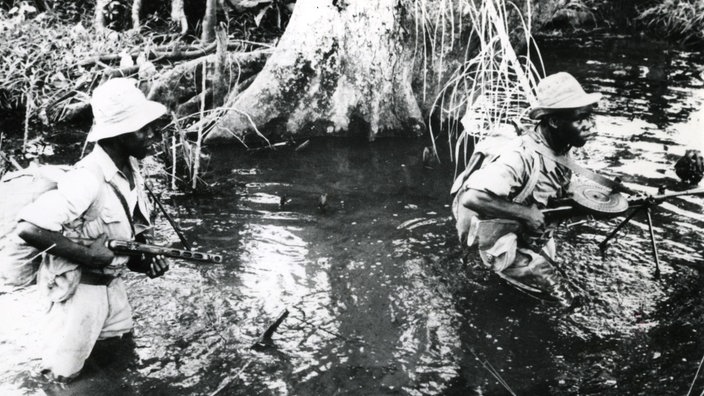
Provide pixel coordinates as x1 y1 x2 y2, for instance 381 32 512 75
19 168 101 232
464 150 529 199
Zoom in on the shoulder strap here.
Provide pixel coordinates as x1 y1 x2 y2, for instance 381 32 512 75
450 152 485 196
525 139 636 194
512 151 541 204
107 181 135 238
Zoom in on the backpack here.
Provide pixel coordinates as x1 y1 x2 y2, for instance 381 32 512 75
0 163 71 287
451 132 541 205
450 131 542 246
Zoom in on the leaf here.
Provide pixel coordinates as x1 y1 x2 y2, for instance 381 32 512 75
254 5 271 27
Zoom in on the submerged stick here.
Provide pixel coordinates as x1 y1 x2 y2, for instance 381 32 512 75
209 360 252 396
251 308 289 348
469 348 516 396
210 309 290 395
687 351 704 396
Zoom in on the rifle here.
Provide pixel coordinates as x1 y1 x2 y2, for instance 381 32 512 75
72 238 223 264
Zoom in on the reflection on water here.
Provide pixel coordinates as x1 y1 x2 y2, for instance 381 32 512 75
1 35 704 395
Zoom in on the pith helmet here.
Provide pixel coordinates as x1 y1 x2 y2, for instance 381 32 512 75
528 72 602 120
87 78 167 142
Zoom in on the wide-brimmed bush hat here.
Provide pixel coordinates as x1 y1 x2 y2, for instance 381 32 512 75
87 78 167 142
528 72 602 120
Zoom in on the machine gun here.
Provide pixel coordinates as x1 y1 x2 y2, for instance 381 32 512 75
542 184 704 278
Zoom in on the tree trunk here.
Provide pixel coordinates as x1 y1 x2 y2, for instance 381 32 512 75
171 0 189 36
204 0 563 144
202 0 219 43
206 0 424 143
132 0 143 30
95 0 109 30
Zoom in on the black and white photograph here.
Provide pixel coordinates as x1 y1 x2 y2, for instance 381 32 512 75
1 0 703 394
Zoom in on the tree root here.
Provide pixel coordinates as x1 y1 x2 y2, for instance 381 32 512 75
148 49 272 113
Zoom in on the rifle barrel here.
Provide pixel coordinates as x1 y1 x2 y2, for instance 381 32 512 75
108 240 222 264
627 187 704 206
652 187 704 201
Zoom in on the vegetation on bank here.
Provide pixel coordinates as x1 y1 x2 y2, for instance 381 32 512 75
0 0 702 189
2 0 701 133
0 4 152 122
544 0 704 47
0 0 291 189
637 0 704 45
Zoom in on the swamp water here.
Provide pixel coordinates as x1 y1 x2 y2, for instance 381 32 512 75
1 35 704 395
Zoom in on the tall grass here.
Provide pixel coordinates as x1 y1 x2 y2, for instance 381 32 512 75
413 0 542 171
637 0 704 45
0 6 161 126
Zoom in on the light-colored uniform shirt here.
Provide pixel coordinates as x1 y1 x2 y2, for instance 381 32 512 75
463 131 572 209
19 145 151 276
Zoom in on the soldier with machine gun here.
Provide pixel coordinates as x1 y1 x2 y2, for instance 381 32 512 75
452 72 605 307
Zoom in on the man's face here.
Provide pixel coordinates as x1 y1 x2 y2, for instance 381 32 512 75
120 123 154 160
555 106 596 148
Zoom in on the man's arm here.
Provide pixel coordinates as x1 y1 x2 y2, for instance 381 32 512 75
460 189 545 234
16 221 114 269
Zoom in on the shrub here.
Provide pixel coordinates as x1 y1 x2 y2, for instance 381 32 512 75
0 4 145 128
638 0 704 45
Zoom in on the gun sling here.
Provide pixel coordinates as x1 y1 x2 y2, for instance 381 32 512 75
525 139 636 195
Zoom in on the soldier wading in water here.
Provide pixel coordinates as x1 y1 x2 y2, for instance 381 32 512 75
452 72 603 307
16 78 169 381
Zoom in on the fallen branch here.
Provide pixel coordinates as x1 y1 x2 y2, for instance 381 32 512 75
79 40 274 68
176 88 213 117
102 65 139 78
250 308 289 348
148 49 271 109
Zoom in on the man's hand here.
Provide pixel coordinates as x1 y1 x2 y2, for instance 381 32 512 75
675 149 704 185
128 253 169 278
146 255 169 278
88 234 115 268
522 204 546 235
